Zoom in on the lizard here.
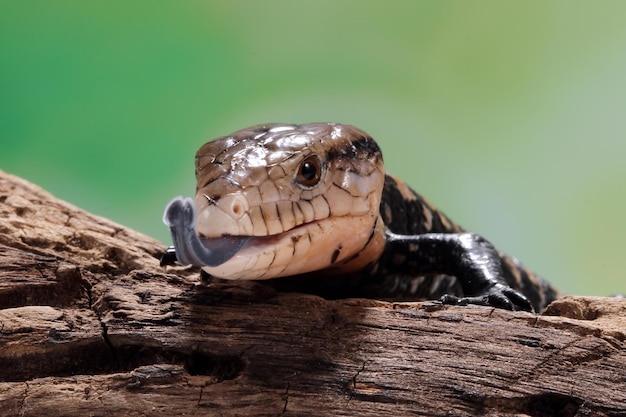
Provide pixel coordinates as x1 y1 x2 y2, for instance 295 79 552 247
160 122 560 312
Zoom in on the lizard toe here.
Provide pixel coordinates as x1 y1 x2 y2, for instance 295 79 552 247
439 284 534 313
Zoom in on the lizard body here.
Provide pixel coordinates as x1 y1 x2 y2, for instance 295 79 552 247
161 123 559 312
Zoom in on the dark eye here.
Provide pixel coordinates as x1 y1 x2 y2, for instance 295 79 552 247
295 155 323 187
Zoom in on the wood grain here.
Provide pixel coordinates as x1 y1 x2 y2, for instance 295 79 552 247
0 170 625 417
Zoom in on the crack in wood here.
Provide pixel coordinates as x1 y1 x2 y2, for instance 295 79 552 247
281 382 290 415
17 381 29 416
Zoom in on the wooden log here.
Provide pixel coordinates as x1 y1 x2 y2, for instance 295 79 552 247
0 169 625 417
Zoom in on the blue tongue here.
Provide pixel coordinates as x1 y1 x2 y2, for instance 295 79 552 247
163 197 250 267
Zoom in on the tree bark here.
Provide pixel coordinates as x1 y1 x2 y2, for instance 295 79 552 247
0 169 625 417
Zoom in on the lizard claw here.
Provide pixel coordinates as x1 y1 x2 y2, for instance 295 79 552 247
160 246 178 267
440 284 534 312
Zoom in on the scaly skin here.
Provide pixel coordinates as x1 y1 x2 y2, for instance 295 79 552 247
162 123 560 312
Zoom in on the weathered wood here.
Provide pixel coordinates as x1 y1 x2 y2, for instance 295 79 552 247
0 169 625 417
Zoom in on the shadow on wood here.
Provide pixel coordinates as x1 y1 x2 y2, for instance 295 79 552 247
0 170 625 416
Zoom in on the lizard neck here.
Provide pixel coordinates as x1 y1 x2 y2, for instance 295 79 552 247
326 215 387 275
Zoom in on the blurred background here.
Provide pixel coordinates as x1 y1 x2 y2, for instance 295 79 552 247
1 1 625 296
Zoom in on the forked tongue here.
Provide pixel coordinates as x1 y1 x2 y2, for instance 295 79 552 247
163 197 250 267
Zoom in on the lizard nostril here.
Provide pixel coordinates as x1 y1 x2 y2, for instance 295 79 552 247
221 195 248 220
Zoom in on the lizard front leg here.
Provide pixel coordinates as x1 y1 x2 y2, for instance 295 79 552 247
382 231 534 312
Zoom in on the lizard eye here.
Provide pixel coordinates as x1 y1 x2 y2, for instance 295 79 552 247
295 155 323 188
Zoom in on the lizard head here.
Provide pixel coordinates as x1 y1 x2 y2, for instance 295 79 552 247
164 123 386 279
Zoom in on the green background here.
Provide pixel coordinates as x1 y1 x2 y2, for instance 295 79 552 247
2 1 625 296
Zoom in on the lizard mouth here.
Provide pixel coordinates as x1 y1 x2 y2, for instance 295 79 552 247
164 195 382 280
163 196 320 268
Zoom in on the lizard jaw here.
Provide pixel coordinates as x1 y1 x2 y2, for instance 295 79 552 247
163 196 384 280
